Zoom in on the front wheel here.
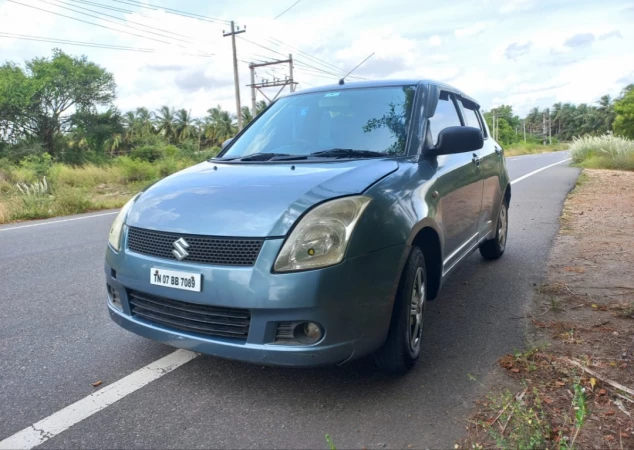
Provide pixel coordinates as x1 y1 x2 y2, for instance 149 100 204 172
374 247 427 374
479 200 508 260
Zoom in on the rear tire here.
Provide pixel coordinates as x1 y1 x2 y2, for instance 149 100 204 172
479 200 508 260
374 247 427 374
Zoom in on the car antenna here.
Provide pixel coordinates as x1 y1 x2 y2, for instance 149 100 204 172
338 52 375 85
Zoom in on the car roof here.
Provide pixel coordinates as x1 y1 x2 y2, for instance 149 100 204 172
287 79 480 108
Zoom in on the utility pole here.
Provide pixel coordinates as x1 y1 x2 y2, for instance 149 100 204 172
547 108 553 145
250 65 256 117
288 54 294 93
223 21 246 131
248 57 297 105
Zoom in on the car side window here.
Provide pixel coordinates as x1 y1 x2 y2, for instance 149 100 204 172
460 100 483 132
429 91 462 144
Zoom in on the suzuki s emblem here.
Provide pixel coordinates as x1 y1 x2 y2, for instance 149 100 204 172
172 237 190 261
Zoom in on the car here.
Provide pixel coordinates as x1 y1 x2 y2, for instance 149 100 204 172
105 79 511 373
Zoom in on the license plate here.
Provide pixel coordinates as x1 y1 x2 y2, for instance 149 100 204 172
150 268 202 292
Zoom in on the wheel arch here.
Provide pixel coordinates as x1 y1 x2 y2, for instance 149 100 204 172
411 226 442 301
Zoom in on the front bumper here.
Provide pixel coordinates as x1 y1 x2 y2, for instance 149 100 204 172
105 229 405 367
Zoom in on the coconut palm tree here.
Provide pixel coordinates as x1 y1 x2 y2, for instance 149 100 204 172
154 106 176 143
205 105 236 146
241 106 254 126
136 107 155 136
256 100 268 114
174 109 195 143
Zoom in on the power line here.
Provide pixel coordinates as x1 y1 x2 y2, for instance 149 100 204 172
237 36 364 81
273 0 303 20
267 37 347 75
67 0 193 39
112 0 230 24
7 0 211 53
39 0 195 42
68 0 140 14
0 32 212 56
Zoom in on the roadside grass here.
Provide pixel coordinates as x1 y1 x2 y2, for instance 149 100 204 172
461 350 612 450
570 134 634 171
461 170 634 450
505 142 568 157
0 149 219 224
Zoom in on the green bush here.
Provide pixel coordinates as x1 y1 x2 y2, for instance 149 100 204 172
115 156 159 182
49 163 119 188
162 144 181 158
130 145 163 162
16 195 54 221
19 153 53 177
54 188 93 216
570 134 634 170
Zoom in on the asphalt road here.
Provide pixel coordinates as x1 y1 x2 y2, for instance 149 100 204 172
0 151 579 449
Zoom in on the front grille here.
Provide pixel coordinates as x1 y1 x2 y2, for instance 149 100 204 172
127 227 263 266
128 291 250 340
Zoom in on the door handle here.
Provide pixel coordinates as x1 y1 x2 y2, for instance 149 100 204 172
472 153 481 166
494 147 502 156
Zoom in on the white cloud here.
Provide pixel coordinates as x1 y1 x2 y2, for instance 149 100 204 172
499 0 533 14
427 35 442 47
454 22 489 39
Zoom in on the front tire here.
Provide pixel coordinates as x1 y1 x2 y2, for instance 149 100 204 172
479 200 508 260
374 247 427 374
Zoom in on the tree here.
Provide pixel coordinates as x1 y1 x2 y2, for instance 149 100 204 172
256 100 268 114
0 49 116 155
154 106 175 143
613 85 634 139
204 105 236 146
174 109 195 142
69 107 124 159
241 106 253 125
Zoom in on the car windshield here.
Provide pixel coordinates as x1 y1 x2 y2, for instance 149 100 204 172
221 86 416 160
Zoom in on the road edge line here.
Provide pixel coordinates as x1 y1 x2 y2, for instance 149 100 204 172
511 158 572 186
0 211 119 233
0 349 199 450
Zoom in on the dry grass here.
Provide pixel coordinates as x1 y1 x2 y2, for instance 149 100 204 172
505 142 568 157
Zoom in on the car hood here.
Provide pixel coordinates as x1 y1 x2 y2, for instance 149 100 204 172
126 159 398 237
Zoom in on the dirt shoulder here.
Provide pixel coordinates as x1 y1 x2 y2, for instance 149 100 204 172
459 169 634 449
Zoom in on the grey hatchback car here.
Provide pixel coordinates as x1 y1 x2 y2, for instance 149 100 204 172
106 79 510 373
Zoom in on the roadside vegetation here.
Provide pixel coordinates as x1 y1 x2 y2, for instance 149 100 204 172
0 50 266 224
504 142 569 157
570 134 634 171
460 170 634 449
1 49 634 224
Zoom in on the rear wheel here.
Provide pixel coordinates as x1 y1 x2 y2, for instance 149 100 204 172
479 200 508 260
374 247 427 374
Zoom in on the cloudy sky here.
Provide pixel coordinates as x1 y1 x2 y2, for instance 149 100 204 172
1 0 633 118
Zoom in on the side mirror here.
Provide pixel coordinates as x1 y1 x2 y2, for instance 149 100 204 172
222 137 233 150
428 126 483 156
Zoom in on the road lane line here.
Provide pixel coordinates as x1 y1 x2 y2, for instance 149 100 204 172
0 349 198 450
511 158 572 186
0 211 118 233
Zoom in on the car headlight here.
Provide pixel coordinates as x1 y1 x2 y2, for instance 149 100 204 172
108 194 139 251
274 196 372 272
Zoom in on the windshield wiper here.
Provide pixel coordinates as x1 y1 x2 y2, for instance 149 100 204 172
309 148 385 159
235 152 292 161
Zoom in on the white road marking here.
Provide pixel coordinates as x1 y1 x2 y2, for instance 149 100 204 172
0 211 118 233
0 349 198 450
511 158 572 186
